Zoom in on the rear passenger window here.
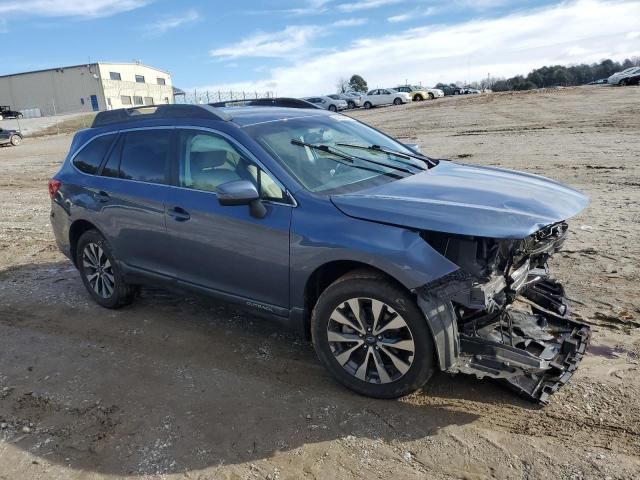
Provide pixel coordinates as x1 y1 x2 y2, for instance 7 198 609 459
118 130 170 184
72 134 116 175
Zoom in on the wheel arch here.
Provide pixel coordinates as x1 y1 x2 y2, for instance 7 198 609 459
69 219 102 267
301 260 410 339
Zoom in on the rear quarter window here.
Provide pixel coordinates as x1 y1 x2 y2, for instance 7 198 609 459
72 134 116 175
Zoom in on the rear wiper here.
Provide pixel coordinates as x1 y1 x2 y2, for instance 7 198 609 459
290 139 405 178
336 143 436 168
290 139 414 176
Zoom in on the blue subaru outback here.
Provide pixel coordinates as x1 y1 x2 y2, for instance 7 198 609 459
49 102 590 403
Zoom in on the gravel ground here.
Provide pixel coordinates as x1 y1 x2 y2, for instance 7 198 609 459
1 86 639 479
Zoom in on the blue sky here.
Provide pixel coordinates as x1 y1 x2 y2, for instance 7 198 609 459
1 0 639 96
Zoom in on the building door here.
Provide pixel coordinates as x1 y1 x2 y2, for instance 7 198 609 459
90 95 99 111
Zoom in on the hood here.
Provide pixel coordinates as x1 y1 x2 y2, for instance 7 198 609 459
330 161 589 239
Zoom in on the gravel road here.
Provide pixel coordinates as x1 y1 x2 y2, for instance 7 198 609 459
1 86 639 479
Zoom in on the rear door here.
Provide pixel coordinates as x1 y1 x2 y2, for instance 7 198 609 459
164 128 292 311
95 128 174 278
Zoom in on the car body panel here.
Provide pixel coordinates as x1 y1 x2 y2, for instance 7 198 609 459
608 67 640 84
330 161 589 239
303 96 348 111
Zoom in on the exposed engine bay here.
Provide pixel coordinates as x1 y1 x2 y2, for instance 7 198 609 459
418 221 590 403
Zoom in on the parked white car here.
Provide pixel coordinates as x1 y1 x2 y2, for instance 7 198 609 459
303 96 348 112
328 93 362 109
608 67 640 86
361 89 411 109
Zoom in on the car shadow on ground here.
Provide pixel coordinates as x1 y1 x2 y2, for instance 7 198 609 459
0 261 533 476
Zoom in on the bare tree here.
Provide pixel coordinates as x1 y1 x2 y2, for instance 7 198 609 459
336 77 350 94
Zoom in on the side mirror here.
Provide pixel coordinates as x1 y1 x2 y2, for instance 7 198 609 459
216 180 266 218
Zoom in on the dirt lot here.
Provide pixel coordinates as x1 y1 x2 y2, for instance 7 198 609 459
1 86 639 479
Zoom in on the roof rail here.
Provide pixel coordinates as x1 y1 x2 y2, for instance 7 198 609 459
209 97 322 110
91 104 231 128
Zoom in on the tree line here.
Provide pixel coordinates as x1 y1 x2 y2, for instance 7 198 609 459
336 57 639 95
478 57 640 92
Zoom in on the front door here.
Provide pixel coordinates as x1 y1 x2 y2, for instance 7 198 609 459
90 95 99 111
165 129 292 311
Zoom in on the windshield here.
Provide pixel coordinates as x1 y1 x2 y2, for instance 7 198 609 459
244 114 425 193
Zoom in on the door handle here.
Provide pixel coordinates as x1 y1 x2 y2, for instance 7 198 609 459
94 191 110 202
167 206 191 222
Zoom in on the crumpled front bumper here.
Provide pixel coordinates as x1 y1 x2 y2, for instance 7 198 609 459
452 279 591 404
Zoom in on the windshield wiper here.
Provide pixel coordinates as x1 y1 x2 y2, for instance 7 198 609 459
290 139 415 176
336 143 436 168
290 139 405 179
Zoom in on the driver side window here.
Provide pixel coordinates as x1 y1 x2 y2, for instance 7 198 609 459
177 130 286 202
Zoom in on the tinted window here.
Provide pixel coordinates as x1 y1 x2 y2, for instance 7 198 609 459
72 134 116 175
119 130 170 184
135 75 145 83
177 130 285 201
109 72 121 81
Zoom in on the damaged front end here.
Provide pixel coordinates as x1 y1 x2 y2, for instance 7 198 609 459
417 222 591 404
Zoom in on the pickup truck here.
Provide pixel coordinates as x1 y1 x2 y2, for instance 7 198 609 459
0 106 23 120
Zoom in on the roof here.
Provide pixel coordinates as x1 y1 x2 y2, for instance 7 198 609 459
0 61 170 79
89 104 328 129
220 106 331 127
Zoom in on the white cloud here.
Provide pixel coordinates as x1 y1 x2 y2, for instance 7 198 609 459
387 14 410 23
210 25 323 59
338 0 401 13
144 9 199 36
0 0 149 17
196 0 640 96
333 18 368 27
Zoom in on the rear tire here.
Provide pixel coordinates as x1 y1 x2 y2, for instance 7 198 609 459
364 101 372 109
393 97 402 105
311 270 435 399
17 113 23 119
428 93 434 100
347 101 356 109
619 79 627 86
413 94 423 101
329 104 337 112
76 230 135 309
10 135 22 146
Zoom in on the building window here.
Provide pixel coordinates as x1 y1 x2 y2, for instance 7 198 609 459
80 98 85 105
121 96 132 105
133 96 143 105
144 97 154 105
110 72 122 81
135 75 145 83
157 77 166 85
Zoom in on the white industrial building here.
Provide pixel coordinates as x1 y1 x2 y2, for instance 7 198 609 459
0 62 174 117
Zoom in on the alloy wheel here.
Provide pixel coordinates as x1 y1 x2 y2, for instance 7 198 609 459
327 297 415 384
82 242 115 299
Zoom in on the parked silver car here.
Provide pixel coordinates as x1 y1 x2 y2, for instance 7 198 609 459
328 93 363 109
608 67 640 86
303 96 348 112
360 88 411 109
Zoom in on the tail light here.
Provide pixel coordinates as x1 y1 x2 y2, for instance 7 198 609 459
48 179 61 199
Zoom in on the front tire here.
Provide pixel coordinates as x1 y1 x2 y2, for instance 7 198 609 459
76 230 135 309
413 94 423 101
347 101 356 109
10 135 22 146
428 93 434 100
393 97 402 105
17 113 23 119
619 79 627 86
311 271 435 399
329 104 337 112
